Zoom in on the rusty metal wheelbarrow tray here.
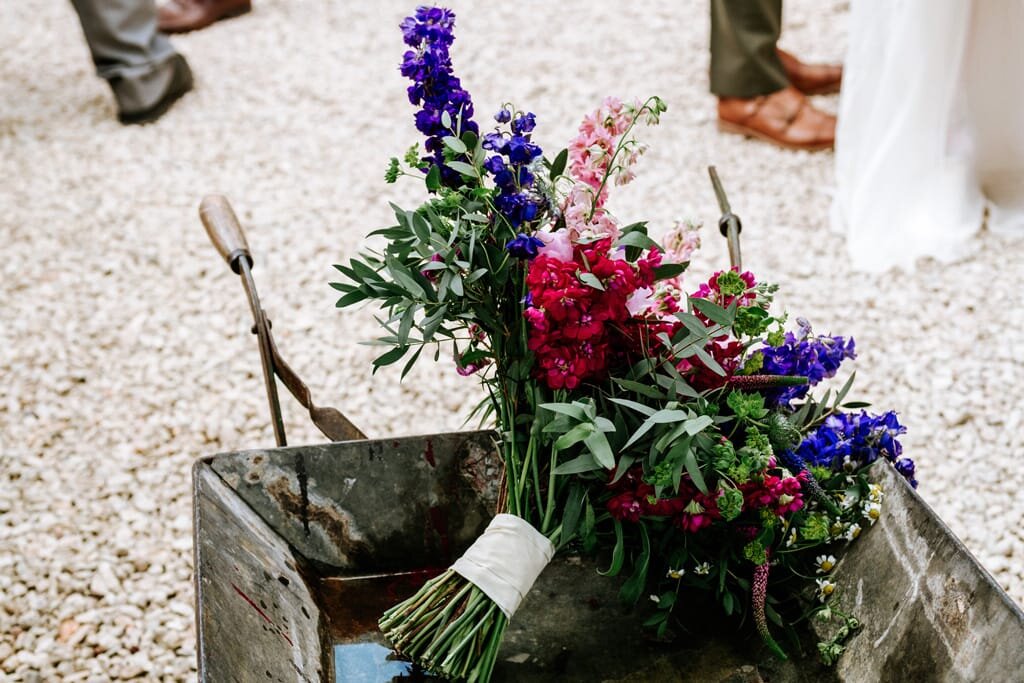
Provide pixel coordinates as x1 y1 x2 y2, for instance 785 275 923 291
192 192 1024 682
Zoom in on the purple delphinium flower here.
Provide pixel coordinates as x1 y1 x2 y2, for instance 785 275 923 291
482 118 545 228
758 331 856 407
511 112 536 134
787 410 914 487
893 457 917 488
505 233 545 260
399 6 478 188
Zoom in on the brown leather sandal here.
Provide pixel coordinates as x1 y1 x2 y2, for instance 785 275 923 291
777 49 843 96
717 86 836 151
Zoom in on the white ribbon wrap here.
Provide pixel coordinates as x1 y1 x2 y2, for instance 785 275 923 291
451 514 555 619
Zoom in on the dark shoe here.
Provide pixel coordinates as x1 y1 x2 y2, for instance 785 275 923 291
777 48 842 96
117 54 193 125
158 0 252 34
717 86 836 151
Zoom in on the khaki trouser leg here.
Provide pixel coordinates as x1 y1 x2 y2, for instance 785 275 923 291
68 0 184 114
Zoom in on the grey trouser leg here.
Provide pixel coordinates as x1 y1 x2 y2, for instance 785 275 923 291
69 0 182 113
710 0 789 98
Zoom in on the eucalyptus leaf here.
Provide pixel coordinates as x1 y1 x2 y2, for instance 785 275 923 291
691 297 734 326
400 345 424 380
649 409 687 424
553 453 601 475
618 524 650 605
578 272 605 291
609 397 657 417
613 378 665 399
540 402 588 421
653 263 687 280
554 423 596 452
561 483 585 543
334 289 368 308
584 431 616 470
372 345 408 369
442 136 468 154
617 231 658 250
683 448 708 493
549 148 568 179
683 415 714 435
446 160 478 177
425 165 441 192
598 520 625 577
411 213 432 243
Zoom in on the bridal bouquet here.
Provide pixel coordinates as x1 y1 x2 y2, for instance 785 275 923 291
332 6 915 680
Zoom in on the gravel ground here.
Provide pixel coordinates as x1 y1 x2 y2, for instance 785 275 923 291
2 0 1022 679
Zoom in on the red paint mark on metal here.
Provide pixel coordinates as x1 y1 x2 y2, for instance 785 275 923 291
424 439 437 467
231 583 294 647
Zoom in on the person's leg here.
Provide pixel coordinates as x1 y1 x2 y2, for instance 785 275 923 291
709 0 836 150
710 0 788 98
69 0 192 123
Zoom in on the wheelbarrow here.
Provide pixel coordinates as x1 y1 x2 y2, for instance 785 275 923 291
192 177 1024 682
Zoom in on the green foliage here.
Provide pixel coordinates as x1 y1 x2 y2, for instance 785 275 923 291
800 513 831 542
727 390 768 421
384 157 401 183
767 413 802 452
740 351 764 375
715 270 747 296
718 486 743 521
743 540 767 565
711 440 736 471
734 305 773 337
744 426 773 460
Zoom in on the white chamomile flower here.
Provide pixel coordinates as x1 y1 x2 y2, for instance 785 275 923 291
694 562 711 576
868 484 884 504
844 522 862 541
649 594 660 604
815 554 837 574
666 567 685 580
816 578 836 602
862 501 882 525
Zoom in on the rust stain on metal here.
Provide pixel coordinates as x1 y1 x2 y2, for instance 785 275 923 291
294 452 310 535
938 577 976 644
265 476 368 564
423 438 436 468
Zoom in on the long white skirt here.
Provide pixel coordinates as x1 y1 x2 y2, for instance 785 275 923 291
831 0 1024 273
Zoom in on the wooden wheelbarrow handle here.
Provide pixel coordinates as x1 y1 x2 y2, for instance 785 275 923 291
199 194 366 445
200 194 254 275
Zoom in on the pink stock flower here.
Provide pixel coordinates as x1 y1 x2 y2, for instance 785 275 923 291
626 287 656 316
662 220 702 265
566 97 657 212
536 228 574 262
